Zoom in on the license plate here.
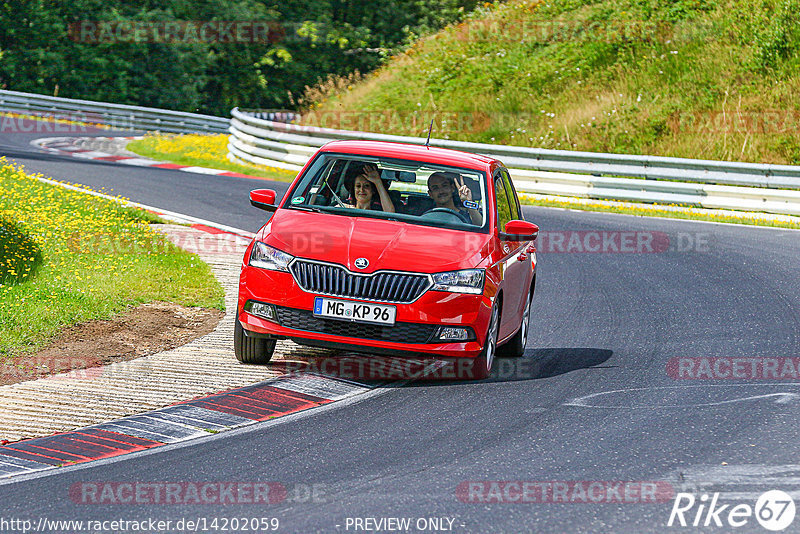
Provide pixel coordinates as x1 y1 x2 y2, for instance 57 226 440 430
313 297 396 326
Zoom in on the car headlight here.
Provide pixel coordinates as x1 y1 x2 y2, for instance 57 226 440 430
431 269 485 294
249 242 294 271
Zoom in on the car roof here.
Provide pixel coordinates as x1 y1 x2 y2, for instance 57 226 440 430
319 140 498 170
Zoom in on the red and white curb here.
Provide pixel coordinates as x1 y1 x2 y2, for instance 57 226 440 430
31 136 270 181
0 362 446 480
0 375 368 479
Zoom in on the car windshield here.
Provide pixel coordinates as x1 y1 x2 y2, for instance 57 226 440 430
284 152 489 233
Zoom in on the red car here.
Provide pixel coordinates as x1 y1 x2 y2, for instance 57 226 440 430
235 140 538 379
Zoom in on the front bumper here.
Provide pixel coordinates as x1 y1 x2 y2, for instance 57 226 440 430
238 266 492 358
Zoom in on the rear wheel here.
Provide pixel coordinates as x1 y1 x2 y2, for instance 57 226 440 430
234 319 276 364
498 287 533 358
472 305 499 380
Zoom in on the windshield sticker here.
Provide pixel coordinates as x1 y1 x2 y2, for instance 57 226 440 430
291 196 305 205
462 200 480 210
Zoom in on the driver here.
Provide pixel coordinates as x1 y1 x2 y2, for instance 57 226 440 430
426 172 482 225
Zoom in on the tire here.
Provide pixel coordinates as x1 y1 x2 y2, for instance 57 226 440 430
472 304 499 380
234 319 276 364
498 287 533 359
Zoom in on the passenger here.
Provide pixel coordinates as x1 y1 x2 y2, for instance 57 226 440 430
344 162 396 213
426 172 482 225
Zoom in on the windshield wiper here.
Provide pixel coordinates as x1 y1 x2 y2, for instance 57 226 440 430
288 205 323 213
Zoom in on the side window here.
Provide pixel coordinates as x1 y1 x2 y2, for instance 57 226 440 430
494 173 513 231
500 169 522 220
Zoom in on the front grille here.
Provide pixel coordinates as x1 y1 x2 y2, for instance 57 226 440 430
275 306 437 344
290 260 430 303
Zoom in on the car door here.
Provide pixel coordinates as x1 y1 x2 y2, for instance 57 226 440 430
501 167 534 294
493 169 528 340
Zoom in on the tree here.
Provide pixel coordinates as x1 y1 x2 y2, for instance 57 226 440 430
0 0 477 114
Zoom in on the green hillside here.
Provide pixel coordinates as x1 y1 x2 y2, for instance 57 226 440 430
308 0 800 164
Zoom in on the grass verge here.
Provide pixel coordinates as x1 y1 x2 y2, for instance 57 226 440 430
127 133 297 182
310 0 800 165
519 194 800 230
0 158 225 359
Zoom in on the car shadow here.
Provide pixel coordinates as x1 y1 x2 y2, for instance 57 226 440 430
491 347 614 382
405 347 615 386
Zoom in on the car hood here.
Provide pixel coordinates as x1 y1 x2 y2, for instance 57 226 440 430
260 209 490 273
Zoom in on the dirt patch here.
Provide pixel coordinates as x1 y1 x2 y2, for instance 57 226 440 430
0 302 224 386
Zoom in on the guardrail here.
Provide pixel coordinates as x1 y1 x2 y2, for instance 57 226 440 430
3 91 797 217
229 107 800 216
0 89 228 134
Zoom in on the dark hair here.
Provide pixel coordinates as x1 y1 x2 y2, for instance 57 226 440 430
428 171 459 188
343 162 388 202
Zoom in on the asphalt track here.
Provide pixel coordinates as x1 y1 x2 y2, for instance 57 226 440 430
2 124 800 533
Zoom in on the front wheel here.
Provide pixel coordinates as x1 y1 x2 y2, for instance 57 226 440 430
472 305 499 380
234 319 276 364
498 288 533 358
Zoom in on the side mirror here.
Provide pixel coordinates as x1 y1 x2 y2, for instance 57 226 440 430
499 220 539 242
250 189 278 212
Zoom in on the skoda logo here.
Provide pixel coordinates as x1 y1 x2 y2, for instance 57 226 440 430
354 258 369 269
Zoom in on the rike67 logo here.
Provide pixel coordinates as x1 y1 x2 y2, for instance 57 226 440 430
668 490 796 531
